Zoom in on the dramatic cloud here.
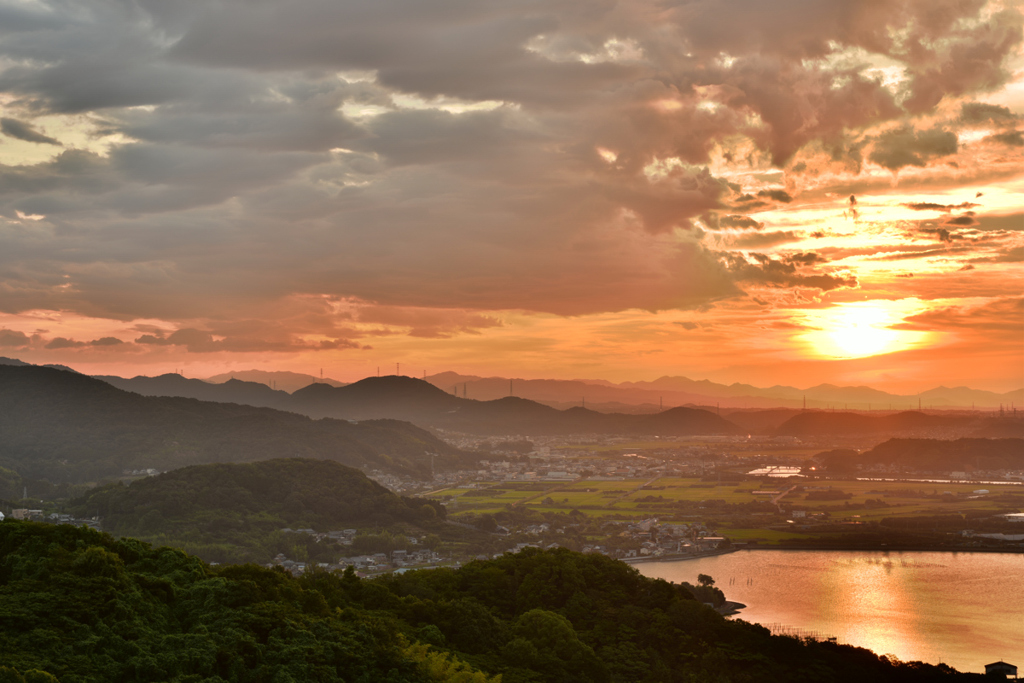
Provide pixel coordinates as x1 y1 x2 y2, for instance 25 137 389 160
868 126 958 171
1 118 61 145
0 329 31 347
45 336 123 349
903 202 979 212
0 0 1019 389
717 215 764 230
895 296 1024 333
959 102 1019 126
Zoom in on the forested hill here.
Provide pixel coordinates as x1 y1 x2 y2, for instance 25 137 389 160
814 438 1024 474
0 522 979 683
0 365 470 485
70 459 446 563
774 410 1017 439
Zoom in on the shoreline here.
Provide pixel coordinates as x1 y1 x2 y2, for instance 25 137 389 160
622 545 1022 565
717 600 746 616
750 544 1024 554
621 547 737 564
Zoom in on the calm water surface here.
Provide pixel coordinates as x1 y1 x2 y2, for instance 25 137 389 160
637 550 1024 675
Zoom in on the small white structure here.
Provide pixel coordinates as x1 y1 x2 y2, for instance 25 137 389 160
984 661 1017 679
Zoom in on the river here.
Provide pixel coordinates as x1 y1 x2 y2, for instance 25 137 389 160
636 550 1024 675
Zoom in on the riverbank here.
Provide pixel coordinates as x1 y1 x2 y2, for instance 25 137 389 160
759 542 1024 554
717 600 746 616
621 547 737 564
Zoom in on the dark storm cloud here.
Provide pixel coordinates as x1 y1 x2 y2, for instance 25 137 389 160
718 215 764 230
868 126 958 171
0 329 31 347
1 118 61 145
986 130 1024 147
903 202 979 212
45 336 124 349
726 230 802 249
959 102 1019 126
720 252 856 291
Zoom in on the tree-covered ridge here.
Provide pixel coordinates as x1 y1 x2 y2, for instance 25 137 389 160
70 459 447 564
0 521 466 683
0 365 471 485
815 438 1024 474
0 522 976 683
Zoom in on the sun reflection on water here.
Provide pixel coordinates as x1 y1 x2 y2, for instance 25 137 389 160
835 557 922 663
637 550 1024 674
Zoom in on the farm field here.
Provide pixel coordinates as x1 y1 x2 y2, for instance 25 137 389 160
429 476 1024 530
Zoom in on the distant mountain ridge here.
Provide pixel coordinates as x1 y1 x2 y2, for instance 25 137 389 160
289 375 742 436
44 359 743 436
97 373 293 410
205 369 347 392
426 370 1023 410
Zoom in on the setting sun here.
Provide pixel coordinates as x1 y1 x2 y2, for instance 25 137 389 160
801 302 931 360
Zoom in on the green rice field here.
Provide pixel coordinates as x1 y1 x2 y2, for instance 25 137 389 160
428 476 1023 528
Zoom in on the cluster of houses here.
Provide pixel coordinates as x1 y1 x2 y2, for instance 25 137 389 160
121 468 162 477
269 546 451 577
492 516 730 561
3 509 101 530
614 518 728 559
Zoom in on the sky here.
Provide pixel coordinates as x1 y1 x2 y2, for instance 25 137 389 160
0 0 1022 393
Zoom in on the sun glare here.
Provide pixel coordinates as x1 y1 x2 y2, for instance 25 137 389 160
800 301 930 359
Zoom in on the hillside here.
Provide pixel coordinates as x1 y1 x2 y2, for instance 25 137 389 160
96 373 292 410
814 438 1024 475
71 459 447 563
0 521 977 683
773 410 1010 439
722 408 803 434
0 365 470 486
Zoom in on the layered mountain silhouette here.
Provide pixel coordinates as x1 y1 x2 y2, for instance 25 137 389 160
205 369 347 392
97 372 292 410
83 366 743 436
0 365 468 485
288 375 742 435
426 370 1023 410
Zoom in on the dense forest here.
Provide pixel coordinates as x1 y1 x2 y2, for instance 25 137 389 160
0 365 472 487
69 459 450 564
0 521 979 683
